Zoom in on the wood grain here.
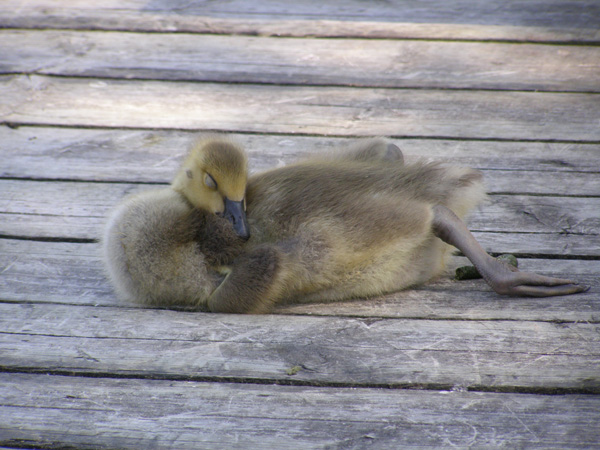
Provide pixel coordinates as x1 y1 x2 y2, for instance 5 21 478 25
1 0 599 42
2 179 598 241
4 30 599 92
2 373 598 449
1 303 599 392
3 127 599 183
1 2 599 449
2 75 599 140
0 240 597 320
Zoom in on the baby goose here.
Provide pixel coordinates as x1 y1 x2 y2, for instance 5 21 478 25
102 136 250 309
104 136 587 313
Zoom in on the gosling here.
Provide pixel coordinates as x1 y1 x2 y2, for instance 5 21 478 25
103 136 588 313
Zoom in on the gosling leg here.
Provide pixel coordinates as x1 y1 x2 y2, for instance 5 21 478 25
431 205 589 297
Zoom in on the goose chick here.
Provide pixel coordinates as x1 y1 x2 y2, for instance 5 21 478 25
102 136 249 309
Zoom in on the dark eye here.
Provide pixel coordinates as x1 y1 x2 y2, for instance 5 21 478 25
204 173 217 190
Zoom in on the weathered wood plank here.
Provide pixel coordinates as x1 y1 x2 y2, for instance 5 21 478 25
1 0 598 42
2 179 598 241
279 266 600 321
0 240 115 306
2 128 598 189
484 170 599 196
1 303 599 391
1 240 597 321
2 127 599 181
2 75 599 141
4 30 599 92
0 373 598 450
468 232 599 258
3 178 600 231
479 196 600 236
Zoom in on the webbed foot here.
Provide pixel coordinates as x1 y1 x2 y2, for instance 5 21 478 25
483 258 589 297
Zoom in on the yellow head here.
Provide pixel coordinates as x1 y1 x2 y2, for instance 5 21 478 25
172 136 250 239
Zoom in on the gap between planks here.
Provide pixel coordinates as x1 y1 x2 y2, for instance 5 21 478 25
5 123 600 146
0 365 597 396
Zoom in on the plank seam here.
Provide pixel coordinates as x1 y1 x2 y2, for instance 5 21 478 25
4 71 600 95
0 235 97 244
1 366 598 395
3 123 600 145
1 25 599 46
1 235 598 259
2 300 598 324
3 327 599 342
4 177 600 192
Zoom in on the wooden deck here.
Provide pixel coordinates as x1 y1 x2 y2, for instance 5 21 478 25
1 1 599 448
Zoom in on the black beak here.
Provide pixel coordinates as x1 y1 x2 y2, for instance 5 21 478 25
223 198 250 241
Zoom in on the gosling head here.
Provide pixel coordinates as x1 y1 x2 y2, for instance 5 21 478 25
172 136 250 240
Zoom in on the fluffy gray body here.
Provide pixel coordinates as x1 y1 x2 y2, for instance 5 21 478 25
103 137 585 313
